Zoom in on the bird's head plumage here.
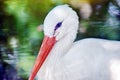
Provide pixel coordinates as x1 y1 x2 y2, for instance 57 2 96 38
44 4 79 41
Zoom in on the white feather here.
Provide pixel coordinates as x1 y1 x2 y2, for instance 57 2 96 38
37 5 120 80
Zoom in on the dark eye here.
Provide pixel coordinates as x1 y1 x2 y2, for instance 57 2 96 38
54 21 62 31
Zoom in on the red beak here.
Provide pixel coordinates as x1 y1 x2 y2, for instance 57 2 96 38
29 36 56 80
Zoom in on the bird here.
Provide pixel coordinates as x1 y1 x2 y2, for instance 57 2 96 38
29 4 120 80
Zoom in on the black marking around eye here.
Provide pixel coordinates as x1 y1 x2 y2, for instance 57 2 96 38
54 21 63 31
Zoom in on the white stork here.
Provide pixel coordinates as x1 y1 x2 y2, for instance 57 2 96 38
29 5 120 80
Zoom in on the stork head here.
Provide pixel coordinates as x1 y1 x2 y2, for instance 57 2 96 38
29 4 79 80
44 4 79 40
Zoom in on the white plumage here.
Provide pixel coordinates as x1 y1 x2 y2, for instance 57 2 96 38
29 5 120 80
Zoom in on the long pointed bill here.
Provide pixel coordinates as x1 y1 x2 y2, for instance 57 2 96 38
29 36 56 80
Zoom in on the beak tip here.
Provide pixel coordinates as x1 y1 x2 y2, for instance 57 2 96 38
28 36 56 80
28 76 32 80
29 75 34 80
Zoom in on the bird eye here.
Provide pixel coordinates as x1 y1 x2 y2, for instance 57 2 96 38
54 21 62 31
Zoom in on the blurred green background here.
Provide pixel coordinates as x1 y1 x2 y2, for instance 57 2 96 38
0 0 120 80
